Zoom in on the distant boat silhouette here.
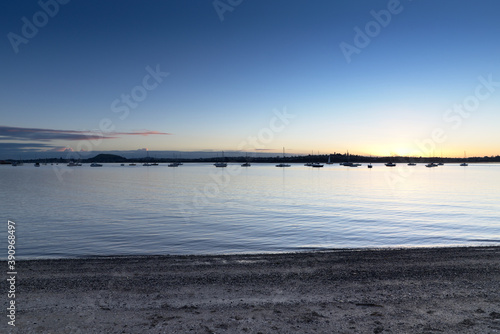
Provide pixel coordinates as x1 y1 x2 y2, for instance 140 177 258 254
460 151 468 166
368 163 373 168
90 163 103 167
241 153 251 167
408 162 416 166
341 150 358 166
326 155 333 165
34 162 40 167
276 147 291 167
425 162 438 168
214 151 227 167
385 162 396 167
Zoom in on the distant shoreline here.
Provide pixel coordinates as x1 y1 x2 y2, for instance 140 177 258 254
2 152 500 165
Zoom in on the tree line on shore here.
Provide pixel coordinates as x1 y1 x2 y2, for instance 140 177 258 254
2 153 500 164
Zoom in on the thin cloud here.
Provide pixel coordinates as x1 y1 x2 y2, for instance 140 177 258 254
0 142 53 150
0 126 170 142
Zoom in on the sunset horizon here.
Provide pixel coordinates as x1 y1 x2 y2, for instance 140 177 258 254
2 1 499 160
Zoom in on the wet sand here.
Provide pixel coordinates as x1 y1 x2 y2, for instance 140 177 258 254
3 246 500 333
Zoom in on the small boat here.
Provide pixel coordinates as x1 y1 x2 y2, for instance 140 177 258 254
460 151 468 166
341 150 352 166
311 163 323 168
385 162 396 167
368 163 373 168
214 151 227 167
276 147 291 167
90 163 103 167
408 162 416 166
67 161 78 167
143 163 151 166
120 164 125 166
326 155 334 165
151 163 159 166
129 163 136 166
425 162 438 168
168 162 180 167
241 153 251 167
34 162 40 167
341 151 360 167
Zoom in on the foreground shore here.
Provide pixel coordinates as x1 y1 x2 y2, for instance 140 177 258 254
3 247 500 333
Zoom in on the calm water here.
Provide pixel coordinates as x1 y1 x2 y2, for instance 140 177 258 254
1 163 499 259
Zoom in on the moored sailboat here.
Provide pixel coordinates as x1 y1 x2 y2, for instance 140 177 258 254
460 151 468 166
276 147 291 167
214 151 227 167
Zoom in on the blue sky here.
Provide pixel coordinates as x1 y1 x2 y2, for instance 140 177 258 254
1 0 499 159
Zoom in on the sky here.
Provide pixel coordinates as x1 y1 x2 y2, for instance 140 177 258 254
1 0 500 159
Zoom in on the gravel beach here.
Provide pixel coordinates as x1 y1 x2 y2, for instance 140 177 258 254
2 247 500 333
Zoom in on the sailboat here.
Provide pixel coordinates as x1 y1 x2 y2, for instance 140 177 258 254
304 151 323 167
276 147 291 167
214 151 227 167
143 151 151 166
460 151 468 166
168 154 182 167
326 155 333 165
241 153 251 167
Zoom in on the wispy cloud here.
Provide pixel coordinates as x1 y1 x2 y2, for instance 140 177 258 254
0 126 171 142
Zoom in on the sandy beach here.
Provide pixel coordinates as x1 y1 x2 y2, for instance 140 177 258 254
3 247 500 333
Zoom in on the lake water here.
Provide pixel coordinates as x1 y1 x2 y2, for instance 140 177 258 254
1 163 499 259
